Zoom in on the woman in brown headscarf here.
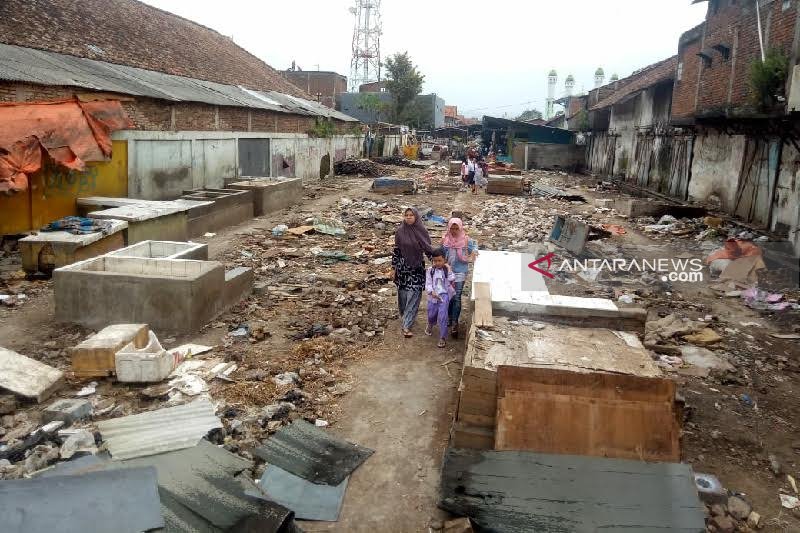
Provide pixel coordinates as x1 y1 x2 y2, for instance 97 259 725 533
391 207 433 337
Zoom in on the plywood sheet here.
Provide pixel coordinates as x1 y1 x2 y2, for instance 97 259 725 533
495 366 679 462
466 318 660 378
472 282 493 327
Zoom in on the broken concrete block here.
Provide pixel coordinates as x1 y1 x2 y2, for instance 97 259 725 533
71 324 149 378
0 347 64 403
115 331 179 383
727 495 752 520
747 511 761 528
594 198 614 209
42 398 93 425
0 395 16 415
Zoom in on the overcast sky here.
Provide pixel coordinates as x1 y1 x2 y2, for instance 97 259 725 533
142 0 707 119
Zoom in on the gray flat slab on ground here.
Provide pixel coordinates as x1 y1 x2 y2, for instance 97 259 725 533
0 466 163 533
440 449 706 533
0 347 64 403
259 465 348 521
253 419 374 486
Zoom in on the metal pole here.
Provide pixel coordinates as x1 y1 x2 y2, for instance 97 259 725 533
755 0 766 61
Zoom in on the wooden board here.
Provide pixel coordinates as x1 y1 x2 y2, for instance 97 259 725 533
495 366 680 462
0 347 64 403
472 282 493 328
71 324 149 378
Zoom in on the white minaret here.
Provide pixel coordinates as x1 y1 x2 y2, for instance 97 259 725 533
565 74 575 97
594 67 605 88
546 69 557 119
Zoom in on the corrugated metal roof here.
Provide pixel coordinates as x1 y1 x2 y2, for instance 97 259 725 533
96 399 222 460
0 43 358 122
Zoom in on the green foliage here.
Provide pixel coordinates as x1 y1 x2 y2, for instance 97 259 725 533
515 109 543 122
308 118 335 138
384 52 425 121
749 48 789 110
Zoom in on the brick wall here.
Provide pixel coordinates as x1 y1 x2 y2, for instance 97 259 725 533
675 0 798 118
0 81 350 134
284 71 348 108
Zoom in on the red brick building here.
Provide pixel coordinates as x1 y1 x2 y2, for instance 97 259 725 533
284 69 348 109
0 0 363 232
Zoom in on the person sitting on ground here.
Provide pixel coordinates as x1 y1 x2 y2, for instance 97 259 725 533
425 248 456 348
391 207 433 338
441 218 478 338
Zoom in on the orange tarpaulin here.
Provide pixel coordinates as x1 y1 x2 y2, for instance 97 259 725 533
0 98 132 194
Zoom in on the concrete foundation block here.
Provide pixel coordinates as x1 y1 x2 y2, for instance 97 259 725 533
224 267 254 308
71 324 149 378
180 188 254 237
229 178 303 216
54 256 226 334
42 398 93 425
105 241 208 261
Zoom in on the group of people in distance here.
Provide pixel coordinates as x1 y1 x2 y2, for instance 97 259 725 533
390 207 478 348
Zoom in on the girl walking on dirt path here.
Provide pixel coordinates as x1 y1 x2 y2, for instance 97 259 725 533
425 248 456 348
442 217 478 338
391 207 433 338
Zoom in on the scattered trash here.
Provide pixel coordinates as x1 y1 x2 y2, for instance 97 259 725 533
271 224 288 237
203 232 216 237
76 382 97 397
780 493 799 509
115 331 181 383
313 217 347 237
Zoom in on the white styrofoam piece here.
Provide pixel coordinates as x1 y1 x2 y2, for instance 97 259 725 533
115 331 180 383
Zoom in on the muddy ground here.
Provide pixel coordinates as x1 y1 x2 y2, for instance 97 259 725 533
1 167 799 532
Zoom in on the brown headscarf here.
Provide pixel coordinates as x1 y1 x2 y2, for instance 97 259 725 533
395 207 433 268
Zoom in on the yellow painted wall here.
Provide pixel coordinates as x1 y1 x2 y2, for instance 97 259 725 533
1 140 128 235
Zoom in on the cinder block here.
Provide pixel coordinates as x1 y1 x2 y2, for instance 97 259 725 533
42 398 93 425
71 324 149 378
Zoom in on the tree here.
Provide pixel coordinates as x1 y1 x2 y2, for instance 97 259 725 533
384 52 425 121
356 93 390 122
515 109 543 122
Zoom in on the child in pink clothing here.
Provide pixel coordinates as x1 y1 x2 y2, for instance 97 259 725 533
425 248 456 347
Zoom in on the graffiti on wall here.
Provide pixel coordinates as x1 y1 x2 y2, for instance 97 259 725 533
43 165 99 197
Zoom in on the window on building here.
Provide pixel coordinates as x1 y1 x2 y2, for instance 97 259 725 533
677 61 684 81
783 0 792 11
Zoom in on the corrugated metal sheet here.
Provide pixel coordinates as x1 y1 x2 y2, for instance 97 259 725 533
96 399 222 460
0 43 358 122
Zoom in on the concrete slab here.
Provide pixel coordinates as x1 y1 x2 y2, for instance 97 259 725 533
42 398 93 425
229 177 303 216
87 202 193 244
0 347 64 403
19 220 128 273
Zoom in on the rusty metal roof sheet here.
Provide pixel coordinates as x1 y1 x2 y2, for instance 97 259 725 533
96 399 222 460
0 43 358 122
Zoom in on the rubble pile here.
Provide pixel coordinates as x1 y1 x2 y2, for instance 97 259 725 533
333 158 389 177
